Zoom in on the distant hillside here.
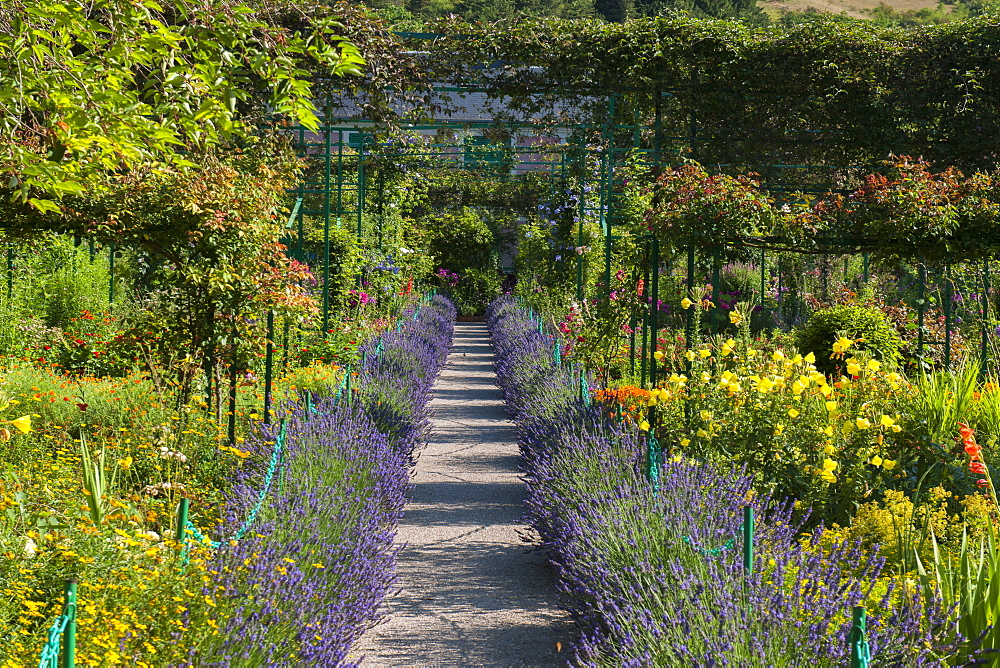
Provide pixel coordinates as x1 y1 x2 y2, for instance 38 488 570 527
759 0 956 21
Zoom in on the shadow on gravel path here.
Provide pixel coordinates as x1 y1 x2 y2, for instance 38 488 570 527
351 323 570 667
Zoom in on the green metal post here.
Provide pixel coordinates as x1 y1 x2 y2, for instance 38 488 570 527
862 253 870 283
711 247 721 333
760 249 766 311
649 237 660 386
640 239 649 388
685 246 696 375
6 244 12 299
917 262 926 359
322 122 332 333
263 310 274 425
176 498 189 543
62 579 77 668
849 606 869 668
577 181 585 303
982 259 990 376
945 264 952 370
108 245 115 304
227 341 237 447
742 505 754 573
357 135 365 242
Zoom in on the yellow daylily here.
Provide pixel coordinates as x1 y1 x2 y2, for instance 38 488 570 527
7 415 31 434
870 455 883 467
882 459 897 470
698 348 712 359
832 337 853 354
681 297 694 309
823 458 838 471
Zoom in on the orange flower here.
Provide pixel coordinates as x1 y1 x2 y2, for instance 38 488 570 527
971 461 988 475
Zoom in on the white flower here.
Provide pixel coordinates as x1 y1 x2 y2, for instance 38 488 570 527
24 537 37 558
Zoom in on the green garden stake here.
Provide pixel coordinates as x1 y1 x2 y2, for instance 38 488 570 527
849 606 870 668
346 364 352 406
63 579 77 668
862 253 870 283
742 505 754 573
304 392 311 420
263 310 274 425
649 237 661 385
553 340 561 367
176 498 190 544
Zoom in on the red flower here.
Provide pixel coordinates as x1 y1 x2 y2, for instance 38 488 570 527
965 442 983 459
970 461 988 475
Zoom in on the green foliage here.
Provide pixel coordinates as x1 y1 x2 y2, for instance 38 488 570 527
449 268 502 316
795 305 903 375
645 162 780 250
428 207 496 273
0 0 363 211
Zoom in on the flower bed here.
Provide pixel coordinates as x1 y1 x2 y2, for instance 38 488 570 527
487 295 967 665
205 295 455 664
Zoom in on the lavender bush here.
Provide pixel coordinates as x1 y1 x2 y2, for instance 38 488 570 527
204 296 455 666
487 296 964 666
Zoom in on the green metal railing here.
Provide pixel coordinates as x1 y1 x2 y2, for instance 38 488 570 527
37 580 76 668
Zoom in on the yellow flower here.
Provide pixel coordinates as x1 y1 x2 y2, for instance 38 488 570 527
891 424 902 433
821 425 834 436
700 410 712 421
117 456 133 469
727 382 742 394
846 360 861 376
681 297 694 309
822 458 838 471
698 348 711 359
882 459 897 470
697 428 709 438
639 421 650 431
8 415 31 434
774 424 786 436
820 384 833 397
791 380 805 395
870 455 883 467
747 348 758 358
832 337 853 354
879 415 895 428
825 400 838 412
654 351 665 361
788 408 800 418
804 352 816 364
680 438 691 447
757 377 776 393
729 311 744 325
820 470 837 483
823 443 836 455
867 359 882 373
720 339 736 356
684 350 697 362
773 350 785 362
855 417 872 430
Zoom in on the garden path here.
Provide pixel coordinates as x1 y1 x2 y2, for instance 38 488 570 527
351 322 569 666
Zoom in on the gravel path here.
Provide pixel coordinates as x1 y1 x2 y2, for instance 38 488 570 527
352 322 569 667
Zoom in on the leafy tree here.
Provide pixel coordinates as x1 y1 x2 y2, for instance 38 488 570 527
0 0 363 212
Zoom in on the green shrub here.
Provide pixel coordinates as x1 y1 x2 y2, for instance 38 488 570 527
795 304 902 375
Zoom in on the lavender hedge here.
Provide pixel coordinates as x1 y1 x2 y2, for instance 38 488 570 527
205 295 455 666
487 295 963 666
